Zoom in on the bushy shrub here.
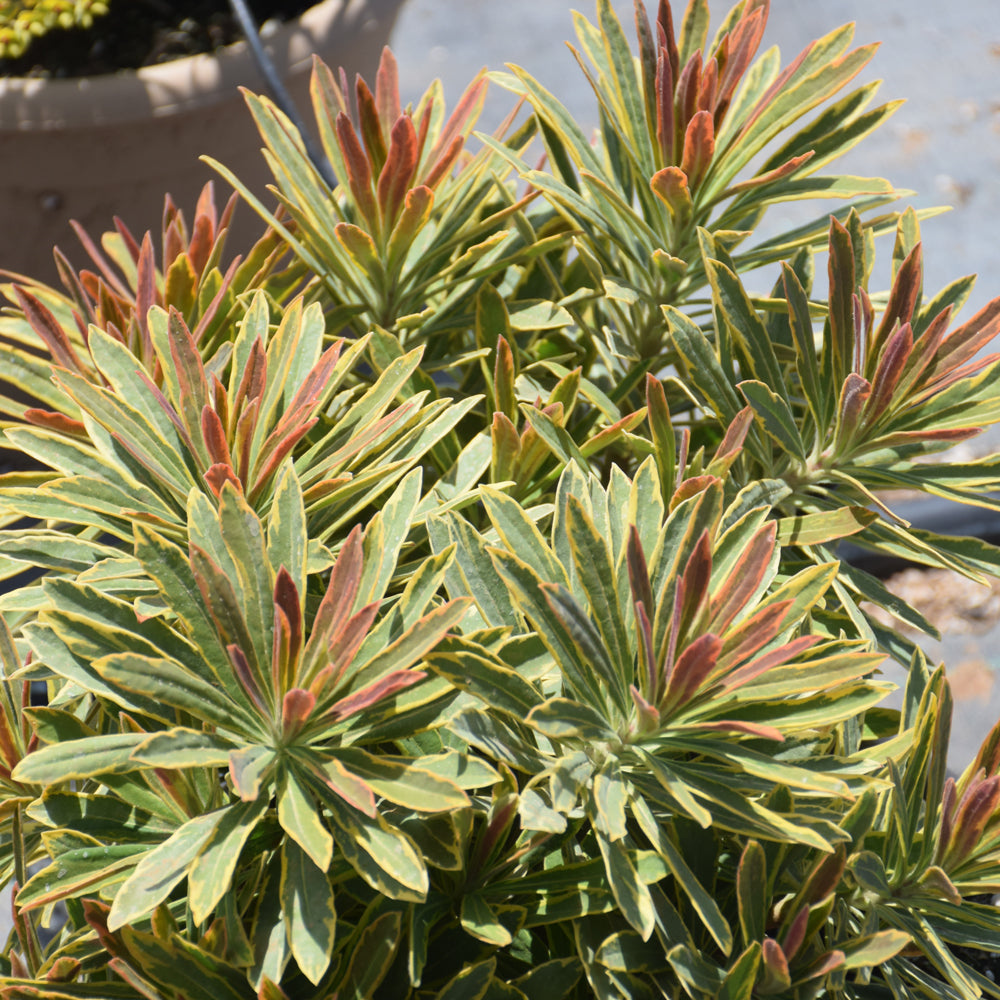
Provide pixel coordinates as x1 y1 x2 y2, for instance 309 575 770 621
1 1 1000 997
0 0 108 60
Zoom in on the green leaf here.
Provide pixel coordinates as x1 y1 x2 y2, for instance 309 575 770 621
3 425 109 479
118 927 256 1000
526 698 613 741
0 531 120 575
24 706 95 745
335 748 470 812
17 843 149 910
281 838 336 984
428 513 516 629
216 485 274 672
436 957 497 1000
542 583 625 706
736 842 767 946
719 944 761 1000
334 911 403 1000
229 745 274 802
720 482 790 534
520 788 568 834
481 486 566 585
130 728 240 769
414 748 501 790
511 958 583 1000
564 498 631 716
26 610 181 726
323 797 428 901
187 797 269 924
637 751 713 828
25 791 174 842
592 764 628 841
594 929 668 973
427 646 543 718
397 809 466 871
93 653 258 735
451 708 547 774
277 763 333 870
0 978 147 999
596 0 654 177
12 733 151 784
77 324 201 468
632 795 732 955
737 650 882 702
490 551 605 711
249 854 290 988
0 483 107 541
350 598 472 692
705 258 788 400
133 524 242 703
738 380 806 460
108 811 221 930
776 507 876 546
504 63 604 175
520 403 589 471
848 850 891 896
717 26 876 180
665 306 743 425
836 563 937 638
644 380 677 505
664 762 838 850
782 262 831 430
267 460 307 599
461 893 513 946
357 466 423 608
508 300 574 331
840 930 910 970
596 831 655 940
722 681 891 733
666 737 850 798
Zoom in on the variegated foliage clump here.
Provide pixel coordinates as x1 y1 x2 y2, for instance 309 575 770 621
1 1 1000 998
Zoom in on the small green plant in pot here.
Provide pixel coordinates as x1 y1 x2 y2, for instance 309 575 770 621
0 1 109 60
3 0 1000 997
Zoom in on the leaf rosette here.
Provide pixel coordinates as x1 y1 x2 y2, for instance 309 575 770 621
430 458 888 941
10 466 482 984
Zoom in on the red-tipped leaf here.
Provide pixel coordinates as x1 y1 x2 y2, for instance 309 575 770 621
662 633 723 713
335 113 379 229
374 47 402 130
377 115 420 229
708 521 777 634
326 670 427 722
655 42 676 164
281 688 316 739
355 76 388 174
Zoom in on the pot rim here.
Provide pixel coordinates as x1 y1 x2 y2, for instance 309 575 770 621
0 0 397 130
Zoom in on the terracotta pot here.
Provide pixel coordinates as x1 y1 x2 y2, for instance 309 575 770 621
0 0 405 282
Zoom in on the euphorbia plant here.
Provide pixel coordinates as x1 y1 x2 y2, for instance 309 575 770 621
3 1 1000 998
